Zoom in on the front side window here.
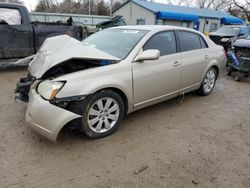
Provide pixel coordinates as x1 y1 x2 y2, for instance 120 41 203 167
83 29 148 59
0 8 22 25
178 31 202 52
143 31 177 56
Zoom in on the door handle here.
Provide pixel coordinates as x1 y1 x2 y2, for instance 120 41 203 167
205 55 210 59
173 61 181 67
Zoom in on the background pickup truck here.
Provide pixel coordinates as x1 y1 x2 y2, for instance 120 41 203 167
209 25 250 51
0 3 88 59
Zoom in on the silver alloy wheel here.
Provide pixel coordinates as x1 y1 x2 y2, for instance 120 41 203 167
87 97 120 133
203 69 216 93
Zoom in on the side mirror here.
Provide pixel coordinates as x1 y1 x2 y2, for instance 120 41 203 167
134 49 160 62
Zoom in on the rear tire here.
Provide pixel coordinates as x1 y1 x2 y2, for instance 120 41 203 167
81 90 125 139
198 67 217 96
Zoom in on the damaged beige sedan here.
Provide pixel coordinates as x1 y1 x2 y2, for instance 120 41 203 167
16 25 226 142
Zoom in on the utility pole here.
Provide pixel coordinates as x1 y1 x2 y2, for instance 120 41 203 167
110 0 114 17
89 0 91 15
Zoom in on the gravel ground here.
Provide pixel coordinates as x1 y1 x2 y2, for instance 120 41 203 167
0 68 249 188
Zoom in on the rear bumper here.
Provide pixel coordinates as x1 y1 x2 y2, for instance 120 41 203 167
25 89 81 142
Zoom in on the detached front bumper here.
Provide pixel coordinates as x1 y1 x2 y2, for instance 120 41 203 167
25 89 81 142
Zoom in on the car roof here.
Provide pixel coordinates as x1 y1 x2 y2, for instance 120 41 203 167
114 25 201 33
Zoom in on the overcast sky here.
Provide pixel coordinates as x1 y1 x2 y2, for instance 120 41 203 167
23 0 38 11
22 0 245 11
22 0 172 11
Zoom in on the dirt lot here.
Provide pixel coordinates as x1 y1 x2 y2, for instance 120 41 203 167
0 68 249 188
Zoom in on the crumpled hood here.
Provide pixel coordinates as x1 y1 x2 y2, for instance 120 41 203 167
28 35 120 78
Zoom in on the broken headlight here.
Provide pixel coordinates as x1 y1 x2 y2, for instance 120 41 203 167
37 80 65 100
221 38 230 43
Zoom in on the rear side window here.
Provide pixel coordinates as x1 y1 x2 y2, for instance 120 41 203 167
143 31 177 56
178 31 203 52
0 8 22 25
199 36 208 48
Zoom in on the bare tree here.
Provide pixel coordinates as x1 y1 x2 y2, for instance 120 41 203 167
34 0 125 16
35 0 59 12
33 0 249 19
231 0 250 20
154 0 231 10
160 0 193 6
96 0 109 15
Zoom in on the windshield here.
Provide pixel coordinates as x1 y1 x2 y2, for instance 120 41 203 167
214 27 240 35
82 29 148 59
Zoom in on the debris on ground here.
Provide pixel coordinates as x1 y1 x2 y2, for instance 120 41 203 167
134 165 149 174
192 179 200 185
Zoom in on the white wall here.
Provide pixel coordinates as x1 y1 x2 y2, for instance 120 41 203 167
113 1 155 25
113 2 222 33
162 20 181 26
30 12 109 26
199 18 221 33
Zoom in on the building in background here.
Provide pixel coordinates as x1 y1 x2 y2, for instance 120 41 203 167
30 12 110 27
113 0 244 33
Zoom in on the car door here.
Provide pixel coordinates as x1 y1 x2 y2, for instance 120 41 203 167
177 31 209 91
0 7 33 59
132 30 182 108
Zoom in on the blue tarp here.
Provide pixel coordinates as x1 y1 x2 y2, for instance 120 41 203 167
227 51 240 66
156 11 199 21
221 17 244 24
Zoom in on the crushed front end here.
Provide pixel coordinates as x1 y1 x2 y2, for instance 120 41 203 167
15 74 36 102
14 34 120 142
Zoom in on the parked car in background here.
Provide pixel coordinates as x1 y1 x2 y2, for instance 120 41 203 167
227 36 250 81
0 3 88 59
209 25 250 51
96 15 126 30
15 25 226 142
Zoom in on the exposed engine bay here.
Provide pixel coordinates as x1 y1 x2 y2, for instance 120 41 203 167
15 34 121 102
41 58 115 79
15 58 117 102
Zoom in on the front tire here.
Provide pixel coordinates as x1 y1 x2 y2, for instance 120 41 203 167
198 67 217 96
81 90 125 139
